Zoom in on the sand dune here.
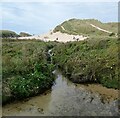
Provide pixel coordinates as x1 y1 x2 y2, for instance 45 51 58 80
18 31 88 43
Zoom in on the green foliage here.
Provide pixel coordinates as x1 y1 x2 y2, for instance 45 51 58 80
53 37 118 89
97 67 118 88
2 40 55 103
2 40 46 78
10 63 54 99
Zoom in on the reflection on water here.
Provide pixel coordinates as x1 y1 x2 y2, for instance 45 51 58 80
2 70 118 116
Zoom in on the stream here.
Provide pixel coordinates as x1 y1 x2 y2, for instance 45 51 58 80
2 70 118 116
2 49 119 116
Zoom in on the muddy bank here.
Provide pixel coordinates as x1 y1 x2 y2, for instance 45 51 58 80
2 70 119 116
75 84 118 103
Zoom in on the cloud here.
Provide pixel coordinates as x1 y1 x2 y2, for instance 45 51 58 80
1 2 118 34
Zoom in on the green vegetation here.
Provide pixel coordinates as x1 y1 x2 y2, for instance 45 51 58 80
53 19 118 89
0 30 32 38
2 19 118 105
0 30 19 38
2 39 57 104
52 37 118 89
53 19 117 36
106 22 118 33
19 32 32 37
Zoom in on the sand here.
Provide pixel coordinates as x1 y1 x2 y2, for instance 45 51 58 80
18 31 88 43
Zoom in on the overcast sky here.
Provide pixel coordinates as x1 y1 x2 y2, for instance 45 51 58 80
1 2 118 35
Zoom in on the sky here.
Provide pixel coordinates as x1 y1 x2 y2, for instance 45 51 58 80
1 1 118 35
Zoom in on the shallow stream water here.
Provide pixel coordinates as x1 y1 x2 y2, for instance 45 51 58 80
2 70 118 116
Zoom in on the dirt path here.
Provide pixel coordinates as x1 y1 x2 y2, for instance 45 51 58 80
90 24 112 34
61 26 66 31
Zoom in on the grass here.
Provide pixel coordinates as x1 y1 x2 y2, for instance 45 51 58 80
52 37 118 89
2 39 57 104
53 19 117 36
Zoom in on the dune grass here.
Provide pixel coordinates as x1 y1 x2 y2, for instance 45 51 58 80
53 19 117 36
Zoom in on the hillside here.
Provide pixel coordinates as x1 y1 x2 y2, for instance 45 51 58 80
53 19 117 36
19 32 32 37
0 30 32 38
17 19 117 42
0 30 19 38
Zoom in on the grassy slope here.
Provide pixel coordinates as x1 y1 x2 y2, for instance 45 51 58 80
2 39 57 104
52 37 118 89
105 22 118 33
53 19 117 36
